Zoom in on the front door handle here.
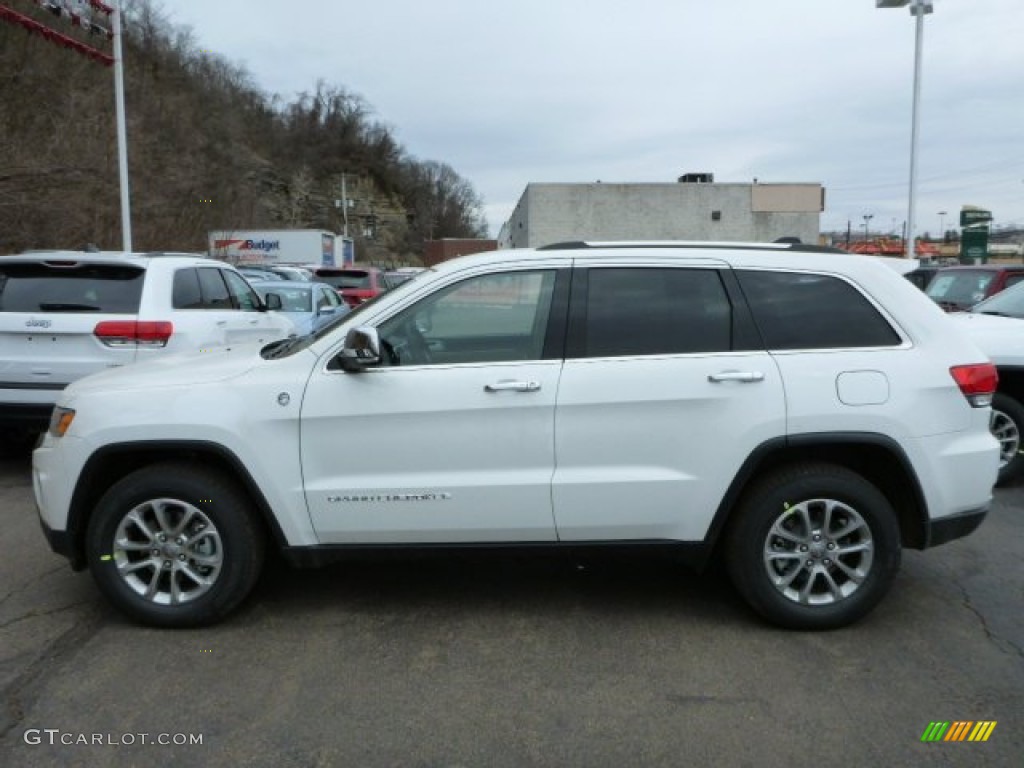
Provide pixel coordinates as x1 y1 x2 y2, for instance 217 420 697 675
485 380 541 393
708 371 765 383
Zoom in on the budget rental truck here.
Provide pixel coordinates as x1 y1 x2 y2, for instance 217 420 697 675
209 230 352 267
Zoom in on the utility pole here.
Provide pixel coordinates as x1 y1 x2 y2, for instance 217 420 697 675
339 174 350 237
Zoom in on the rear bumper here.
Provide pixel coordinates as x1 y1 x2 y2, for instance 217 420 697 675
925 505 988 548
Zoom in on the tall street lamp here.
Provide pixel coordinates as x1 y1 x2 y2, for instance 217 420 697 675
876 0 933 261
938 210 947 240
863 214 874 241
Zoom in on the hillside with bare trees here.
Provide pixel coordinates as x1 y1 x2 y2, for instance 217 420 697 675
0 0 488 260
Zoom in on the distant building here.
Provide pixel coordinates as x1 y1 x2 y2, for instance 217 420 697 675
423 238 498 267
499 179 824 249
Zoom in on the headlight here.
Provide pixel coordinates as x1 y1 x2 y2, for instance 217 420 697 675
48 407 76 438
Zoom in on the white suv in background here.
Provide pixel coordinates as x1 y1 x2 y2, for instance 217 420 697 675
33 242 999 630
1 250 295 443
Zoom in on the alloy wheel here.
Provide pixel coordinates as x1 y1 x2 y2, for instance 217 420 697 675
762 498 874 606
990 408 1020 469
111 498 223 606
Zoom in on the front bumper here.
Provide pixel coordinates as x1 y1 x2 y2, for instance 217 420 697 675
32 432 87 570
38 516 85 569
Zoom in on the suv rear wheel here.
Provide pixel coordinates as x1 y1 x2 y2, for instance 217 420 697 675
990 392 1024 486
726 463 901 630
86 463 265 627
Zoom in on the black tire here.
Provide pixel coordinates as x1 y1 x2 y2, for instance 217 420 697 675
991 393 1024 486
85 462 265 628
726 463 901 630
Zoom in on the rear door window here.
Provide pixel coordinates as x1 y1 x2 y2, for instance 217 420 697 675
0 262 144 313
196 268 233 310
579 267 733 357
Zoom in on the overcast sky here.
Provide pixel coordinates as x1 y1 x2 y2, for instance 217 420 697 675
164 0 1024 240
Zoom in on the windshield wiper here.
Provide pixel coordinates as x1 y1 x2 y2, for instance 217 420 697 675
38 302 101 311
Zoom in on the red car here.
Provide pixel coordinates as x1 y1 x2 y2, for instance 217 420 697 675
310 267 392 308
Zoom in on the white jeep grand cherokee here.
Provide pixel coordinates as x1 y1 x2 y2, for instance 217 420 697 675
33 242 999 630
1 250 295 445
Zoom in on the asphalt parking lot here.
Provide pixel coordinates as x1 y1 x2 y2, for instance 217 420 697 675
0 446 1021 767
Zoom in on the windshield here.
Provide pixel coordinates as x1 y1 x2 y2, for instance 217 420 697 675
971 282 1024 318
925 271 995 308
259 285 312 312
259 268 431 359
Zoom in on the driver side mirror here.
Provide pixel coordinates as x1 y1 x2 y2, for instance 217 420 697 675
263 292 283 311
338 326 382 372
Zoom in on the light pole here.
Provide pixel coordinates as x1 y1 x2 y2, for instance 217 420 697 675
112 0 132 252
938 210 947 240
876 0 933 260
863 214 874 241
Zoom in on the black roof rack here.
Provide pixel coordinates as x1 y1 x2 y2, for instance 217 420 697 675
537 241 845 254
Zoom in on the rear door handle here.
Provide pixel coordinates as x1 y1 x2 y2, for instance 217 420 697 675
708 371 765 383
485 380 541 393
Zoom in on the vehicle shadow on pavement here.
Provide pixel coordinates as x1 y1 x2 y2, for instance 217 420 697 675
242 550 750 628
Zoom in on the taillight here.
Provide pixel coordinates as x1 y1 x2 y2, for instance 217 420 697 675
94 321 173 348
950 363 998 407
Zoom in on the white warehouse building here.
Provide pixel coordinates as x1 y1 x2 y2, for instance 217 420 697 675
499 178 824 249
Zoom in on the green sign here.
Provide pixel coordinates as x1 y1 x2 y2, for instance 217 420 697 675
960 209 993 226
960 228 989 264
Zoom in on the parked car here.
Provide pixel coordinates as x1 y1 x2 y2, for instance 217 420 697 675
310 266 392 307
924 265 1024 311
238 264 314 283
947 287 1024 483
34 241 997 630
265 265 314 282
0 250 294 444
238 266 285 282
967 280 1024 319
249 280 349 336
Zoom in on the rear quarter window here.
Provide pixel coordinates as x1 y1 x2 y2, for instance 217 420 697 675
737 270 901 350
0 262 144 313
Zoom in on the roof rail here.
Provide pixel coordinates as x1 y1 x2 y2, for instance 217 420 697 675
537 241 845 254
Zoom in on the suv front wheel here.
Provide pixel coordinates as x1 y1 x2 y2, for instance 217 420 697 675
86 463 265 627
726 463 901 630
